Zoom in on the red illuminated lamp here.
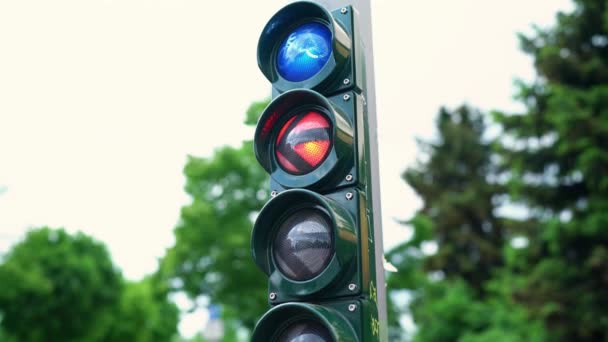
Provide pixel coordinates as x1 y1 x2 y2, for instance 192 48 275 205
275 111 332 175
254 89 354 191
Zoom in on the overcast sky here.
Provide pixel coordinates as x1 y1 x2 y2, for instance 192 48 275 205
0 0 571 337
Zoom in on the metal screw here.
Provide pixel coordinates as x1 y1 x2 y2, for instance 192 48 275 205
348 283 357 291
269 292 277 300
345 174 353 182
343 78 351 85
348 304 357 312
340 7 348 14
343 94 351 101
345 192 354 200
271 190 278 197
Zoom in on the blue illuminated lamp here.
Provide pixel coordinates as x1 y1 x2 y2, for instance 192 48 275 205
276 22 332 82
257 1 353 94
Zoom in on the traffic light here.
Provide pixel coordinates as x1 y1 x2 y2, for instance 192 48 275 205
251 2 383 341
256 1 359 95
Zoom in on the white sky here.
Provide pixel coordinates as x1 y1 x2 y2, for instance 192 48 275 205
0 0 571 337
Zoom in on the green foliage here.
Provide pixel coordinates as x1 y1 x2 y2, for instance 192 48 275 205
401 106 505 292
410 279 544 342
158 99 271 333
0 227 122 342
389 1 608 341
0 227 179 341
388 106 513 340
411 280 479 342
386 214 432 291
103 277 179 342
0 324 16 342
493 0 608 339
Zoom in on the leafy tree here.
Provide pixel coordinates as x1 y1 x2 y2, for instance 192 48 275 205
158 99 270 333
0 227 122 341
494 0 608 339
103 277 179 342
0 324 16 342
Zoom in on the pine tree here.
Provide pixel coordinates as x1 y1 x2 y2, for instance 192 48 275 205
494 0 608 339
404 106 505 292
387 106 520 340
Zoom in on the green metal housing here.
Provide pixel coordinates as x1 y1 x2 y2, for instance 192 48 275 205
257 1 357 96
251 299 379 342
254 89 364 193
252 2 382 341
251 186 378 305
252 188 356 302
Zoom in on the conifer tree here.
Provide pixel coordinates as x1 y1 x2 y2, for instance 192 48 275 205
386 106 523 340
403 106 505 293
494 0 608 339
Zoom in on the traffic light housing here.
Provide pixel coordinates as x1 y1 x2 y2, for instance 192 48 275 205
251 2 382 341
251 188 358 302
251 300 378 341
256 1 359 95
254 89 361 192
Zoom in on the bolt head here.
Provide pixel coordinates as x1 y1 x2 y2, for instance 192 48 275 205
348 283 357 291
345 174 353 182
269 293 277 300
343 78 351 85
271 191 278 197
348 304 357 312
343 94 351 101
345 192 354 200
340 7 348 14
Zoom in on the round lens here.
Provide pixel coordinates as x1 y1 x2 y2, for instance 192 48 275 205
277 22 332 82
273 208 333 281
277 320 333 342
275 111 332 175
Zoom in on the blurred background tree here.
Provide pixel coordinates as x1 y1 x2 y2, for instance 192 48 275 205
402 106 505 292
389 0 608 340
0 227 122 341
493 0 608 339
103 277 179 342
386 106 545 341
0 227 179 341
157 99 270 336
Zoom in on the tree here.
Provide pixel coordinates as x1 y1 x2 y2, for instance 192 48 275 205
494 0 608 339
386 106 523 340
103 277 179 342
158 99 270 333
387 106 551 341
0 227 122 341
401 106 505 291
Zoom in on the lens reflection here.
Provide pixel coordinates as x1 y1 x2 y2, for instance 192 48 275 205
277 22 332 82
278 320 333 342
275 111 332 175
273 208 333 281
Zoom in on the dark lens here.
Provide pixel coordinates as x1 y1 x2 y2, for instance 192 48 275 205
273 208 333 281
277 320 333 342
